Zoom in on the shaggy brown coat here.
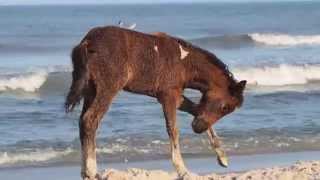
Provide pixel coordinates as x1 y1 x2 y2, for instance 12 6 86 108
65 26 246 180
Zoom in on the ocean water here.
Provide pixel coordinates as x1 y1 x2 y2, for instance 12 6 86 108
0 2 320 168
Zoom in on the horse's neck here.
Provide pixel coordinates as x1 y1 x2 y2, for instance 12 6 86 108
168 36 232 93
185 58 230 93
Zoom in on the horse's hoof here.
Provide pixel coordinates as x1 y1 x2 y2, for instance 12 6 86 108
83 177 98 180
217 156 228 168
96 173 103 180
82 174 99 180
215 148 229 168
180 172 198 180
177 170 189 178
99 169 117 180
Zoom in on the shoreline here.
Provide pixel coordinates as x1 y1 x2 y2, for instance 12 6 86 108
1 151 320 180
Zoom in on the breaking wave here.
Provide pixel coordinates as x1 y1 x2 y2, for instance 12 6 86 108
0 71 48 92
1 64 320 95
249 33 320 46
233 64 320 86
0 66 71 94
191 33 320 48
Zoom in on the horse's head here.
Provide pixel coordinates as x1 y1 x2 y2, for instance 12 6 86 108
192 80 246 134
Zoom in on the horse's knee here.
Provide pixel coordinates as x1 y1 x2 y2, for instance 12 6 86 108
79 114 99 139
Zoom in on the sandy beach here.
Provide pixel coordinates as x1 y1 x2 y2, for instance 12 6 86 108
1 151 320 180
100 151 320 180
101 161 320 180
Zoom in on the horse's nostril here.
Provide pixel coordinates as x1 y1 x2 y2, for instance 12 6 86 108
192 120 197 126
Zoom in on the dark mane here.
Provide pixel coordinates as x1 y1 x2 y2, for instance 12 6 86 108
170 36 238 86
168 35 244 105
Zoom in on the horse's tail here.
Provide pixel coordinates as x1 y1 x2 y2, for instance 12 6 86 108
65 41 89 113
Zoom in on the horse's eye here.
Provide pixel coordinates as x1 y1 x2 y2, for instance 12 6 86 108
221 104 230 114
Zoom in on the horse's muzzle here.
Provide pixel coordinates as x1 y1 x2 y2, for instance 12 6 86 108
192 117 209 134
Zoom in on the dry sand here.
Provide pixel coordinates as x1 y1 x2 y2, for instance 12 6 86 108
100 161 320 180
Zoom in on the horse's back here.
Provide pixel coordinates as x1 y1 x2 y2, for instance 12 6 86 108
79 26 186 95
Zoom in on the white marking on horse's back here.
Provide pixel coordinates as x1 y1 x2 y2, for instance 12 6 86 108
179 44 189 60
154 45 159 53
118 21 136 30
129 23 136 30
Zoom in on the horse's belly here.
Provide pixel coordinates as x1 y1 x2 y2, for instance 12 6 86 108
123 76 160 97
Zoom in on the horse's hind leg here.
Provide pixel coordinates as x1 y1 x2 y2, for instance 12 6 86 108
79 81 119 180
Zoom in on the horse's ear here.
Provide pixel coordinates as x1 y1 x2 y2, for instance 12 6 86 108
236 80 247 93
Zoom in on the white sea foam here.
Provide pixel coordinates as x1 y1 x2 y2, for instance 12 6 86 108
0 148 73 165
0 71 48 92
97 144 129 154
233 64 320 86
249 33 320 46
97 145 150 154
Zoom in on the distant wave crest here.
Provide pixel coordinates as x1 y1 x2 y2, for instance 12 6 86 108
249 33 320 46
191 34 252 49
191 33 320 48
233 64 320 86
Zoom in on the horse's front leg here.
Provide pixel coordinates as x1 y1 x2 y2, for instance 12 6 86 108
178 96 229 167
158 90 189 176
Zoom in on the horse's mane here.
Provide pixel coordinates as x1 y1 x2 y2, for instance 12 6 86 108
171 36 237 86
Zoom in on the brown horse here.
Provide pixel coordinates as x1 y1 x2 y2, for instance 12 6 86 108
65 26 246 180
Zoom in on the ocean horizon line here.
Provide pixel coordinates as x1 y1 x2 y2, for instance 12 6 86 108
0 0 317 7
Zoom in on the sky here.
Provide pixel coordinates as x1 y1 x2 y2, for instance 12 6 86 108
0 0 313 5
